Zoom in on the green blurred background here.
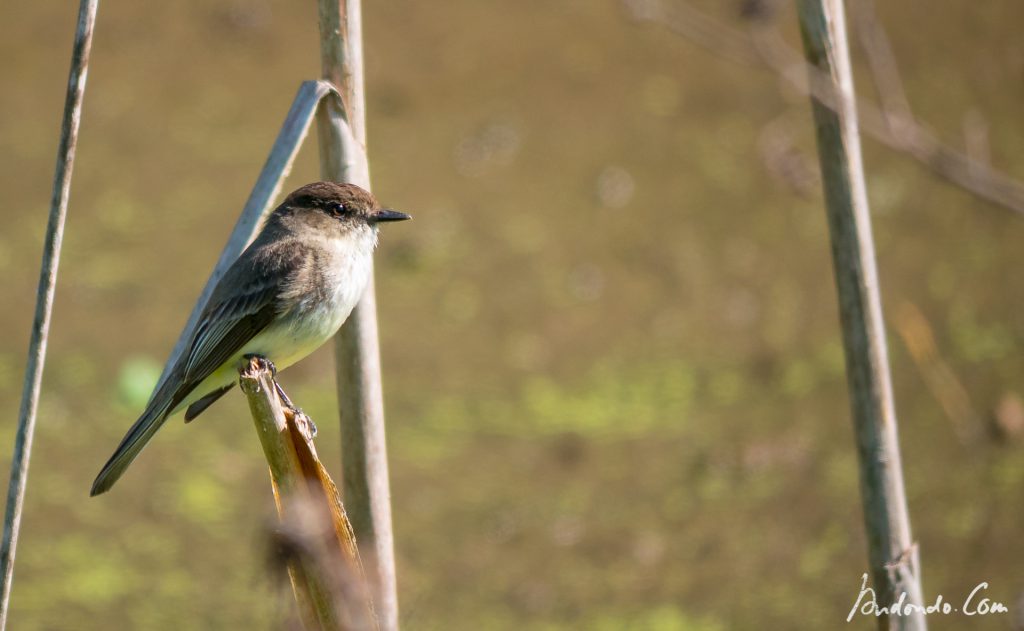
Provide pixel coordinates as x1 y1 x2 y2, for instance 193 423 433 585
1 0 1023 629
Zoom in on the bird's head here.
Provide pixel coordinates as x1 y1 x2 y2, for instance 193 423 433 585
281 182 411 232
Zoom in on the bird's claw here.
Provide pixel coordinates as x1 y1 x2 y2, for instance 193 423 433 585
243 354 277 377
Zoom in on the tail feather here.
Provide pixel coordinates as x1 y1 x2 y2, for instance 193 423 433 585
90 398 173 496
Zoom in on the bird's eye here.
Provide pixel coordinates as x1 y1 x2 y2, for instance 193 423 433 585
330 202 348 217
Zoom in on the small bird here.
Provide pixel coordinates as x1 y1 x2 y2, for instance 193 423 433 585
91 182 410 496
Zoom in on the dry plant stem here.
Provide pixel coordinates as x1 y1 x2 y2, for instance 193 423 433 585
627 0 1024 216
316 1 399 629
149 80 336 403
0 1 98 627
242 360 377 631
240 360 341 631
749 26 1024 218
281 406 379 631
797 2 926 629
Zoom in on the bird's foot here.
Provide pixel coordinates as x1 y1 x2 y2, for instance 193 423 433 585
243 354 277 377
240 355 316 441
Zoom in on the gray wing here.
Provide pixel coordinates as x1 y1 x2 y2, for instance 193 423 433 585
173 243 309 412
91 231 309 496
181 268 282 386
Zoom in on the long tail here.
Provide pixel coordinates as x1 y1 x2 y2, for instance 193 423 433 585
90 396 174 496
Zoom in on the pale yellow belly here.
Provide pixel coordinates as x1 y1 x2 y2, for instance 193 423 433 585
170 304 354 415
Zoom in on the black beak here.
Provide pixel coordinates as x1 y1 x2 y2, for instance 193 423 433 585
371 208 412 223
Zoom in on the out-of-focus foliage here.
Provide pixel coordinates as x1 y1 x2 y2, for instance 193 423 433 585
0 0 1022 629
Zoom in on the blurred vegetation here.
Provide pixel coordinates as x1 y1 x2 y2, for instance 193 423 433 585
1 0 1022 629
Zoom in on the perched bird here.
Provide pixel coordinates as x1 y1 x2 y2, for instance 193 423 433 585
91 182 410 496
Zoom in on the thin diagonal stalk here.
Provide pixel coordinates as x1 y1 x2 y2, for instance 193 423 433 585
148 80 336 403
796 1 926 629
0 0 99 627
628 0 1024 216
315 2 399 629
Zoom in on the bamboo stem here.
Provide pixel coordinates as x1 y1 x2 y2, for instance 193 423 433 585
0 1 99 627
315 2 399 629
796 1 926 629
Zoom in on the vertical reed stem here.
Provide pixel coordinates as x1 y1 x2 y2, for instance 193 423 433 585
797 1 926 629
315 2 399 629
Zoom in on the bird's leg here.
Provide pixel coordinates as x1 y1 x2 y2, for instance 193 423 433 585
273 379 318 441
272 379 295 409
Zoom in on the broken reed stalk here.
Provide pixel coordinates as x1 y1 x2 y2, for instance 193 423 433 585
239 358 377 631
315 1 399 628
796 1 926 629
149 80 334 404
0 1 99 627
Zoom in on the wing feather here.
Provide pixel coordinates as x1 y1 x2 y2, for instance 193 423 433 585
182 283 278 381
177 245 306 395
